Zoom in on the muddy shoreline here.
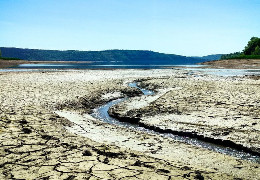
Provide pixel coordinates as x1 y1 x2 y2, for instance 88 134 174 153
0 69 259 179
0 59 29 68
200 59 260 69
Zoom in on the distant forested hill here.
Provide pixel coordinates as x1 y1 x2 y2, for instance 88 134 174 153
0 47 206 65
192 54 223 61
199 54 223 60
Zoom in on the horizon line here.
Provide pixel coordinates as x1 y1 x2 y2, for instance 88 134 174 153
0 46 225 57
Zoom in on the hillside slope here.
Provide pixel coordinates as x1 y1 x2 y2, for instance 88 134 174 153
0 47 205 65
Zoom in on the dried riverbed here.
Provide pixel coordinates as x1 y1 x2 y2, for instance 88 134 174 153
0 69 259 179
110 75 260 154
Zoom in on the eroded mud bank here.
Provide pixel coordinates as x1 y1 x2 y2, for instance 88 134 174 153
109 75 260 155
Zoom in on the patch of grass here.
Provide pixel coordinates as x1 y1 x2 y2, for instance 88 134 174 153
227 55 260 59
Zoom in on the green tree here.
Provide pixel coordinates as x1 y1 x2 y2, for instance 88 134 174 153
0 49 2 57
220 52 242 60
253 46 260 55
243 37 260 55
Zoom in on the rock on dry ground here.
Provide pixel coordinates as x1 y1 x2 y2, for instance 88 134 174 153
0 69 259 179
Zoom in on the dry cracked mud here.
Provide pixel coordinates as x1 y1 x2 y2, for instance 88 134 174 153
0 69 259 179
110 75 260 154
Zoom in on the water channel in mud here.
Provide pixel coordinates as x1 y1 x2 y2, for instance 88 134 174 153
91 82 260 163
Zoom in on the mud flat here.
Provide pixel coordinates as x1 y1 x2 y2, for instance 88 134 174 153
0 69 259 179
200 59 260 69
0 59 29 68
110 75 260 153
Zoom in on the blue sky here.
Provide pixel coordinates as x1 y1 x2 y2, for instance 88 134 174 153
0 0 260 56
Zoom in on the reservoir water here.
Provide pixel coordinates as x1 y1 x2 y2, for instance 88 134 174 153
16 63 207 69
1 63 259 76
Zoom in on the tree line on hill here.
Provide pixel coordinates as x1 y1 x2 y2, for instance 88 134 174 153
0 48 206 65
0 49 21 60
221 37 260 59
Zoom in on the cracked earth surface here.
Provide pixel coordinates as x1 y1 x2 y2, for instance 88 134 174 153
0 69 259 179
111 75 260 154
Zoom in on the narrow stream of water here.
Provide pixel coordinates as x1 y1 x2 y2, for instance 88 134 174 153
91 82 260 163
